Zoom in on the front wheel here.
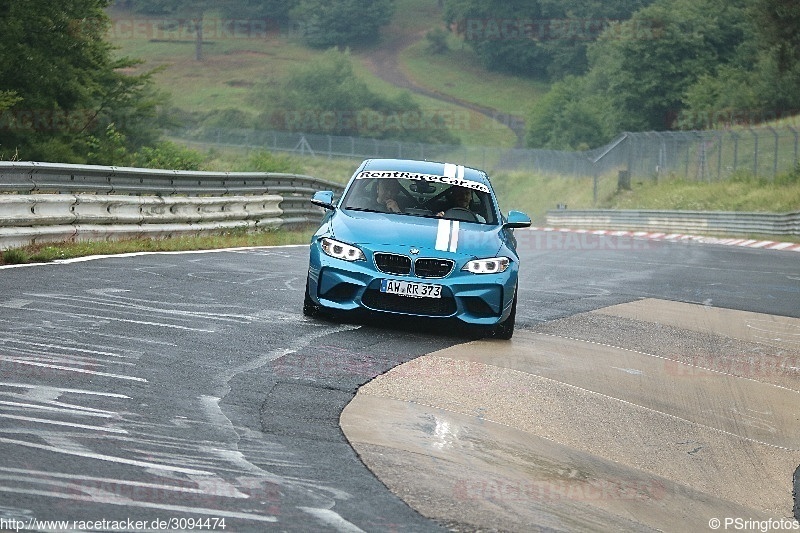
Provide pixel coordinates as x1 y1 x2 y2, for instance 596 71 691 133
492 289 517 340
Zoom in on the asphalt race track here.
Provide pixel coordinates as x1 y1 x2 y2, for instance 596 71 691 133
0 229 797 532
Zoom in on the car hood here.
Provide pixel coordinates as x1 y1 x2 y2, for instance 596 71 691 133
329 209 503 258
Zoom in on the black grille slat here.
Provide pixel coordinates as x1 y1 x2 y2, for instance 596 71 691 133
362 289 456 316
374 253 411 275
414 258 454 278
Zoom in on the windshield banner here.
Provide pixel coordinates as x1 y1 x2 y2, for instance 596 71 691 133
355 169 491 194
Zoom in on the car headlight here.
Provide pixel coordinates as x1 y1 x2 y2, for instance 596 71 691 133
320 237 365 261
462 257 510 274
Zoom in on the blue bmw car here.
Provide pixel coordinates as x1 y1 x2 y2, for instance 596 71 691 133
303 158 531 339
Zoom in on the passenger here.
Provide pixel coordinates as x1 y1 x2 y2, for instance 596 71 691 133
346 178 403 213
375 178 402 213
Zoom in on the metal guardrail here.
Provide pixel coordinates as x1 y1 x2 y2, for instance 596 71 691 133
0 162 345 250
0 161 343 195
546 209 800 236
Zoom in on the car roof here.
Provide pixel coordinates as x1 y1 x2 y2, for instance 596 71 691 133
358 158 491 188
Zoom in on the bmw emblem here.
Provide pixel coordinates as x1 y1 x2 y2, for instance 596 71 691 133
410 248 420 255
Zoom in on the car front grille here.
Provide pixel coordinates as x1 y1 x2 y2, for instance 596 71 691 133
414 258 454 278
362 289 456 317
374 252 412 275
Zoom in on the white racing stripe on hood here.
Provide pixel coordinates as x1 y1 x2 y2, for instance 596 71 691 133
435 218 450 251
435 219 460 252
449 220 460 252
443 163 466 180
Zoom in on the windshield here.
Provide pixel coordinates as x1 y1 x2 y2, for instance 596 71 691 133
342 173 497 224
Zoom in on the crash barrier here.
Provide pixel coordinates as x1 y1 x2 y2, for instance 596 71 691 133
546 209 800 236
0 162 345 250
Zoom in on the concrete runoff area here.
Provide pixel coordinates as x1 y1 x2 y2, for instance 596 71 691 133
340 299 800 532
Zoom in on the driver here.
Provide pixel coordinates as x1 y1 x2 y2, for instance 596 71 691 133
436 186 485 222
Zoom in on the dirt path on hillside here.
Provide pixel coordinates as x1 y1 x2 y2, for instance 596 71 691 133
359 32 528 147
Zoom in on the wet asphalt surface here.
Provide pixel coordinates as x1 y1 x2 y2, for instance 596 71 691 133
0 231 797 531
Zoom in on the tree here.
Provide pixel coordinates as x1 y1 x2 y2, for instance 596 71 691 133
290 0 394 48
0 0 164 162
443 0 656 80
677 0 800 128
524 0 758 146
752 0 800 74
526 77 609 149
130 0 218 61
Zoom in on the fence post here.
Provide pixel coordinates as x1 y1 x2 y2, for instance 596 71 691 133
749 127 759 178
618 170 631 191
790 126 799 167
768 126 778 179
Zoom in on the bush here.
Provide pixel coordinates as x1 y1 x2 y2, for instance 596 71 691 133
425 28 450 55
0 248 30 265
244 151 302 173
130 141 205 170
255 49 460 145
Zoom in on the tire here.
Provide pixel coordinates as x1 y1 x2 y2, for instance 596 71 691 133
303 278 320 317
492 289 517 340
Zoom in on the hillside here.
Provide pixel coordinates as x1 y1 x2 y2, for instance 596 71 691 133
106 0 542 149
105 2 800 226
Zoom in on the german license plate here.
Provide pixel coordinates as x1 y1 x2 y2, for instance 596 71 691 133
380 279 442 298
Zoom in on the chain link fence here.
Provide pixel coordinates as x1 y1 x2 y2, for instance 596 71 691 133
174 126 800 182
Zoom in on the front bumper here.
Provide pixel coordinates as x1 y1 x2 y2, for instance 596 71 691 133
307 244 517 325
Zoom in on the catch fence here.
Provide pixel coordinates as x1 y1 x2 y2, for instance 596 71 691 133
175 126 800 183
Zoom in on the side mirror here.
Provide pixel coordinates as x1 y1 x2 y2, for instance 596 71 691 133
503 210 532 229
311 191 335 210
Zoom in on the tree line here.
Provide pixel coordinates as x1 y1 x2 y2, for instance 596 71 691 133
442 0 800 149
